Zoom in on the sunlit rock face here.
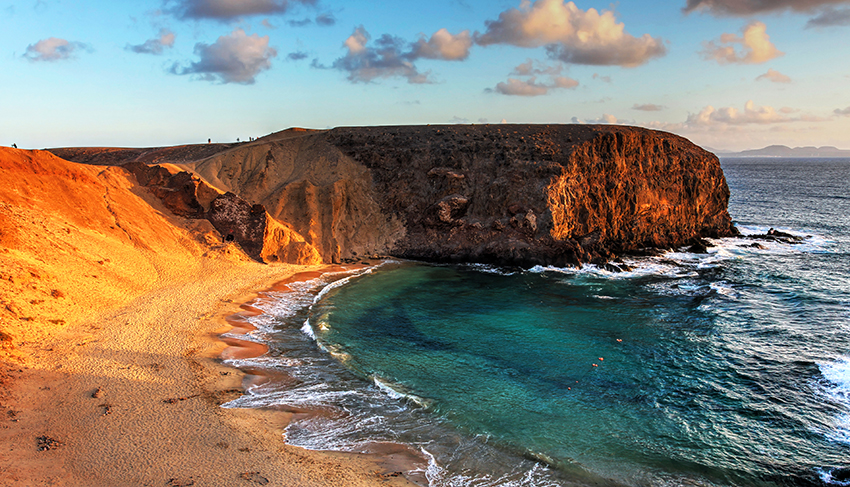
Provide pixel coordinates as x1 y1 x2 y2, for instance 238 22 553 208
50 124 737 267
323 124 736 266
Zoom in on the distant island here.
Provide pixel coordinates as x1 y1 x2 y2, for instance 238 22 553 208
707 145 850 158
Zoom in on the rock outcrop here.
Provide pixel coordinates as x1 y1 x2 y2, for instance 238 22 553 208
120 161 322 265
206 192 321 265
180 125 736 266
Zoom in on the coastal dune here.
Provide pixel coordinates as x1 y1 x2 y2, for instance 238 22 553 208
0 147 413 486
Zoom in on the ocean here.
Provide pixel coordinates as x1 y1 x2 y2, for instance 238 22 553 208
223 157 850 487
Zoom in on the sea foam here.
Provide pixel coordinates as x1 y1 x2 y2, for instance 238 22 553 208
819 357 850 445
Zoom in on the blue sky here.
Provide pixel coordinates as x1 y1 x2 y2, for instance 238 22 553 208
2 0 849 150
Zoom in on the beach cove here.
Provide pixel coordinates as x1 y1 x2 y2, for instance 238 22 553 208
0 258 419 486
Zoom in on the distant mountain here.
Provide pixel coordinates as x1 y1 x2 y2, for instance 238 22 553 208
709 145 850 158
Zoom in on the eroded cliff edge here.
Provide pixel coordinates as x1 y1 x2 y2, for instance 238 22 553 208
172 124 736 267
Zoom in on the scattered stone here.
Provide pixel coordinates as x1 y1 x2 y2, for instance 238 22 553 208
36 435 63 451
239 472 270 485
687 238 711 254
91 387 104 398
376 471 403 481
166 477 196 487
163 393 200 404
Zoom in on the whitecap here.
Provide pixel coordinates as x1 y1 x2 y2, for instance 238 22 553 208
817 357 850 444
460 263 519 276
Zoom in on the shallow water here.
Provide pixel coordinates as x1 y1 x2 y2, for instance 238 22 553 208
225 158 850 487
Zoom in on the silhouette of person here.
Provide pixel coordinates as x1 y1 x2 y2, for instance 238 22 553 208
12 143 17 149
208 138 211 144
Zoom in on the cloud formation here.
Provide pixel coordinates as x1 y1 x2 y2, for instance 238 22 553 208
330 26 471 84
701 21 783 64
287 12 335 27
170 28 276 84
835 106 850 116
633 103 665 111
287 50 308 60
315 12 335 26
489 76 577 96
474 0 666 67
687 100 821 125
23 37 90 62
806 6 850 26
683 0 850 15
756 68 791 83
572 114 624 124
409 28 473 61
127 29 176 55
487 60 578 96
169 0 316 21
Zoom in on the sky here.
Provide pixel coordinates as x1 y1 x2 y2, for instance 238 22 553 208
2 0 850 151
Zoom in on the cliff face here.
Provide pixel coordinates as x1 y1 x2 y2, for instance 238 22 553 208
182 125 735 266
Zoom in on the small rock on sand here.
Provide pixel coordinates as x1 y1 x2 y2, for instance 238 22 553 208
239 472 269 485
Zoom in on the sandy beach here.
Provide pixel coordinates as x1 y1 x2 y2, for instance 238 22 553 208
0 258 421 486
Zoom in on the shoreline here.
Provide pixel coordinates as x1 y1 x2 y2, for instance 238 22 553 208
0 260 420 487
215 263 428 486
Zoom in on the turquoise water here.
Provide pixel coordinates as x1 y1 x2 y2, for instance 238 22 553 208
225 158 850 486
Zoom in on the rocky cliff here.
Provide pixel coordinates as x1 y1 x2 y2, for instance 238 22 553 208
176 125 735 266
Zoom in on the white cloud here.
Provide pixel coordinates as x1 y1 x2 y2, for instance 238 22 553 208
686 100 823 125
170 28 277 84
756 68 791 83
169 0 317 21
487 59 577 96
701 21 783 64
512 59 563 76
23 37 90 62
410 28 472 60
572 114 628 124
633 103 665 111
492 78 550 96
127 29 176 55
474 0 666 67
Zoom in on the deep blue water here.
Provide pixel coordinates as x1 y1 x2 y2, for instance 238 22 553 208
225 158 850 487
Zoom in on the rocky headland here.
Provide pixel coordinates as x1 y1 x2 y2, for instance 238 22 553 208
53 124 737 267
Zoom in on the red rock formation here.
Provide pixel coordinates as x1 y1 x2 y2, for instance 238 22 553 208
185 124 735 266
48 124 737 267
206 192 322 265
118 162 322 265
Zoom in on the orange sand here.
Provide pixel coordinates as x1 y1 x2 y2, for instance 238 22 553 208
0 147 418 486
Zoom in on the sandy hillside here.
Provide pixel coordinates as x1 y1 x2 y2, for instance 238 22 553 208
0 147 417 486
